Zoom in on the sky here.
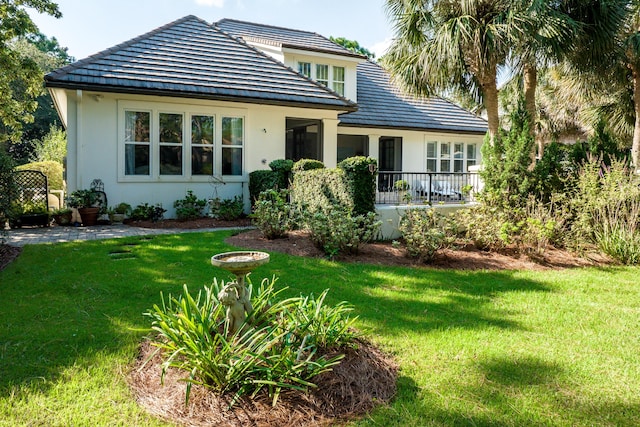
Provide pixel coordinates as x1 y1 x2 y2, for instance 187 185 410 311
29 0 394 61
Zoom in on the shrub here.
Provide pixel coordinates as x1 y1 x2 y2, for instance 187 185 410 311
251 189 295 239
173 190 207 220
16 160 64 191
0 149 18 239
399 208 457 261
249 170 280 202
305 206 380 257
130 203 166 222
145 277 356 406
30 125 66 164
209 195 244 220
338 156 377 215
455 201 518 251
292 158 325 172
291 168 353 213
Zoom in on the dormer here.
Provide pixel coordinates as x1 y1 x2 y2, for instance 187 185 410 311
217 19 366 103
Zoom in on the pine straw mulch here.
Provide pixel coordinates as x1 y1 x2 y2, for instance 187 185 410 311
129 338 398 427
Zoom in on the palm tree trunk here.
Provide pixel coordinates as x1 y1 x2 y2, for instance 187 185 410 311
480 70 500 144
633 66 640 171
524 63 540 162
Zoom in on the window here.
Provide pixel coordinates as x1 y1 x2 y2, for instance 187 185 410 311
467 144 477 170
316 64 328 87
222 117 243 176
191 115 214 175
159 113 183 175
454 143 464 173
298 61 311 78
440 142 451 172
332 66 345 96
124 111 151 176
426 141 437 172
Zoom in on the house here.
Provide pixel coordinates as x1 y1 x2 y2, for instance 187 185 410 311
45 15 487 217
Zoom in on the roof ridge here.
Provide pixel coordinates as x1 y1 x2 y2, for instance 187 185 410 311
46 15 207 80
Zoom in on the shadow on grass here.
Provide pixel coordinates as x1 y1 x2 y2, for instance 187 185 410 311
0 231 550 398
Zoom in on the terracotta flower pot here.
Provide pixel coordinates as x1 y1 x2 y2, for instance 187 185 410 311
78 207 100 226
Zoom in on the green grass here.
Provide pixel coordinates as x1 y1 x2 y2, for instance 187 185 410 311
1 230 639 426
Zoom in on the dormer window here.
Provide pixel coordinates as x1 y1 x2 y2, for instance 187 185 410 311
316 64 329 87
298 62 311 78
333 66 345 96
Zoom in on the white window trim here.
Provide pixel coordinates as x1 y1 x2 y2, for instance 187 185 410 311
425 140 479 173
118 100 246 183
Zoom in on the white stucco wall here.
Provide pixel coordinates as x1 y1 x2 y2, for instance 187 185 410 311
61 90 342 217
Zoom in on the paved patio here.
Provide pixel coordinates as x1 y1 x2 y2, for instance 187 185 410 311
3 225 248 247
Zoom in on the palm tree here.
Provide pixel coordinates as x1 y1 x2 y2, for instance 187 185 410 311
384 0 516 144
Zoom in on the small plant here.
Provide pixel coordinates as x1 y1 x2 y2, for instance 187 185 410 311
251 189 295 239
209 195 244 220
305 206 381 257
68 189 99 209
399 208 457 261
174 190 207 220
114 202 132 215
145 277 357 406
130 203 166 222
393 179 410 191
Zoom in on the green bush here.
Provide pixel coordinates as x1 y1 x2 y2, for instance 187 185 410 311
16 160 64 191
173 190 207 220
305 206 380 257
249 170 280 202
209 195 244 220
130 203 166 222
337 156 377 215
399 208 457 261
291 168 353 214
292 158 325 172
251 189 295 239
0 149 18 235
145 277 356 406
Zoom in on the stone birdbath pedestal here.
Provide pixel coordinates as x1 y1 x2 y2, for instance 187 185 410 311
211 251 270 334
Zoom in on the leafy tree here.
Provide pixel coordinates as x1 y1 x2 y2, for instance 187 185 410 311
0 0 61 148
31 124 65 163
329 36 375 59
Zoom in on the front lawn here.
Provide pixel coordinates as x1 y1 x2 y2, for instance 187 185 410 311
1 230 639 426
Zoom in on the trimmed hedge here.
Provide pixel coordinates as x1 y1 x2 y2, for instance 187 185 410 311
291 156 377 215
249 170 280 203
292 158 325 172
338 156 377 215
16 161 64 191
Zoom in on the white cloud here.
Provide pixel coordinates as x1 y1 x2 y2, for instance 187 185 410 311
195 0 225 7
371 38 392 58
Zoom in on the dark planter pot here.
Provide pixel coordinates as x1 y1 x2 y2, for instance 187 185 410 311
15 213 50 228
53 212 73 226
78 207 100 226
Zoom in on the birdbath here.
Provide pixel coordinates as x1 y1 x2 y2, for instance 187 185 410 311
211 251 269 333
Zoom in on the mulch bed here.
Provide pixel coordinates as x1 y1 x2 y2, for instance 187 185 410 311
129 338 398 427
0 244 22 271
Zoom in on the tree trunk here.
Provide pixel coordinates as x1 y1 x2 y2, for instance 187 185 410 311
633 66 640 172
524 63 540 162
480 65 500 144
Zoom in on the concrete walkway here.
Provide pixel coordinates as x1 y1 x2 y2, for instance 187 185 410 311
4 224 249 247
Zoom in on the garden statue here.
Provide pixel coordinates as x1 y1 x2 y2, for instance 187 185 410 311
217 282 248 334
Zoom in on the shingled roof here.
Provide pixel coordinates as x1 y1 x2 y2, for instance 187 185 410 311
339 61 488 134
216 18 365 59
45 15 356 111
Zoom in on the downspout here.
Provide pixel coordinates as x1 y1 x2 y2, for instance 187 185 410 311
75 89 83 190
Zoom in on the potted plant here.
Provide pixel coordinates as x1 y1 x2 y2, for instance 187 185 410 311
393 179 411 203
8 201 50 228
109 202 131 224
52 207 73 225
68 189 100 226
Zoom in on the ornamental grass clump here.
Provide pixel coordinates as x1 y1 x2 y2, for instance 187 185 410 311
145 276 357 406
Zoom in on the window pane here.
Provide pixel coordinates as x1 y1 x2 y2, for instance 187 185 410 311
454 159 464 173
454 143 464 159
427 142 436 158
298 62 311 77
160 146 182 175
333 66 345 81
192 115 214 145
222 147 242 175
426 159 436 172
192 146 213 175
222 117 243 146
333 82 345 96
467 159 477 170
467 144 477 160
316 64 328 85
440 159 450 172
125 111 149 142
440 142 450 157
125 144 149 175
160 113 182 143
